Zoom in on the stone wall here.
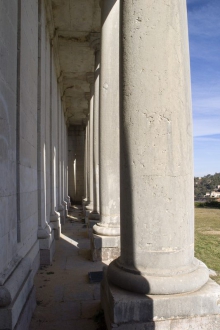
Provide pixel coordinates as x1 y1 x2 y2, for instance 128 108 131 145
18 0 38 262
0 0 18 277
68 125 85 203
0 1 68 328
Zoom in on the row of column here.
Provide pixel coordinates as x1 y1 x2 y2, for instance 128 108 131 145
37 0 70 264
83 0 209 297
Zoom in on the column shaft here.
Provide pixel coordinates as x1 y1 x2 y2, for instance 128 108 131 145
108 0 208 295
89 47 100 219
86 78 95 212
37 0 51 241
64 120 70 208
83 125 88 201
83 118 90 214
57 86 65 223
86 122 90 203
93 0 120 236
49 44 60 235
62 112 68 218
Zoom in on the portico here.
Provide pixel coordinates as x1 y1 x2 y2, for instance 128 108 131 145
0 0 220 329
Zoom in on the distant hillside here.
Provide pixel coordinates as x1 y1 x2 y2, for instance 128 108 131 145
194 173 220 198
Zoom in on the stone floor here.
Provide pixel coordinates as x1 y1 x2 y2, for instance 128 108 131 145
30 205 108 330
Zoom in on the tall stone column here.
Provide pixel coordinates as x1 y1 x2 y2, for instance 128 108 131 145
92 0 120 261
82 93 91 212
57 87 65 224
37 0 52 264
89 34 101 221
85 74 94 217
61 112 68 219
49 44 61 239
101 1 220 328
82 125 88 201
86 120 90 206
64 117 71 208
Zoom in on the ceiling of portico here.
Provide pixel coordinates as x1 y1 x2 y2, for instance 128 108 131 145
50 0 101 125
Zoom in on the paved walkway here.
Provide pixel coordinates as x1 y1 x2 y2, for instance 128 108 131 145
30 206 108 330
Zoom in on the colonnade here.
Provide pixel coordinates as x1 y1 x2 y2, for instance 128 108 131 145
81 0 220 329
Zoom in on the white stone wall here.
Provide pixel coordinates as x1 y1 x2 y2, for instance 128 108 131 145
18 0 38 258
0 0 68 327
0 1 40 328
0 0 18 275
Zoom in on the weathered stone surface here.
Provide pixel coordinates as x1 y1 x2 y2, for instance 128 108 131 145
14 286 36 330
40 237 56 266
30 211 106 330
102 268 220 329
107 0 209 296
91 235 120 262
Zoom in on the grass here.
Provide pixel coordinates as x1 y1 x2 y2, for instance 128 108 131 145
195 207 220 284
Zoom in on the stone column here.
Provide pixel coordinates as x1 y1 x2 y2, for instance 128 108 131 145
82 93 91 212
85 74 94 217
82 125 87 202
64 117 71 208
92 0 120 261
49 44 61 239
88 35 101 222
101 1 220 328
61 112 68 218
37 0 53 264
57 87 65 224
86 120 90 207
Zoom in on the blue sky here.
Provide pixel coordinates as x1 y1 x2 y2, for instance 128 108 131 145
187 0 220 177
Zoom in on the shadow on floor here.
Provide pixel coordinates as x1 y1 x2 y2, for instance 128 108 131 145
30 205 107 330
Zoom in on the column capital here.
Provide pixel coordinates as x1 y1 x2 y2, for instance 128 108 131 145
86 72 94 85
83 108 89 116
85 92 91 101
82 118 89 126
89 33 101 52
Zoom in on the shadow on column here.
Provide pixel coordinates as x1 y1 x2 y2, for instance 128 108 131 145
91 66 100 215
101 0 155 328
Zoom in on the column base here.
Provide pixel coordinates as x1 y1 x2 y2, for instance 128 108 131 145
91 234 120 262
37 223 55 265
58 205 66 225
86 203 93 211
93 223 120 236
50 211 61 239
65 195 71 209
82 198 89 214
85 210 92 221
39 230 55 266
101 268 220 330
84 206 93 223
108 258 209 295
89 211 100 221
62 200 68 217
82 197 89 205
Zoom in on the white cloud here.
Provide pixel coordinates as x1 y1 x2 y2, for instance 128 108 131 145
194 135 220 142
